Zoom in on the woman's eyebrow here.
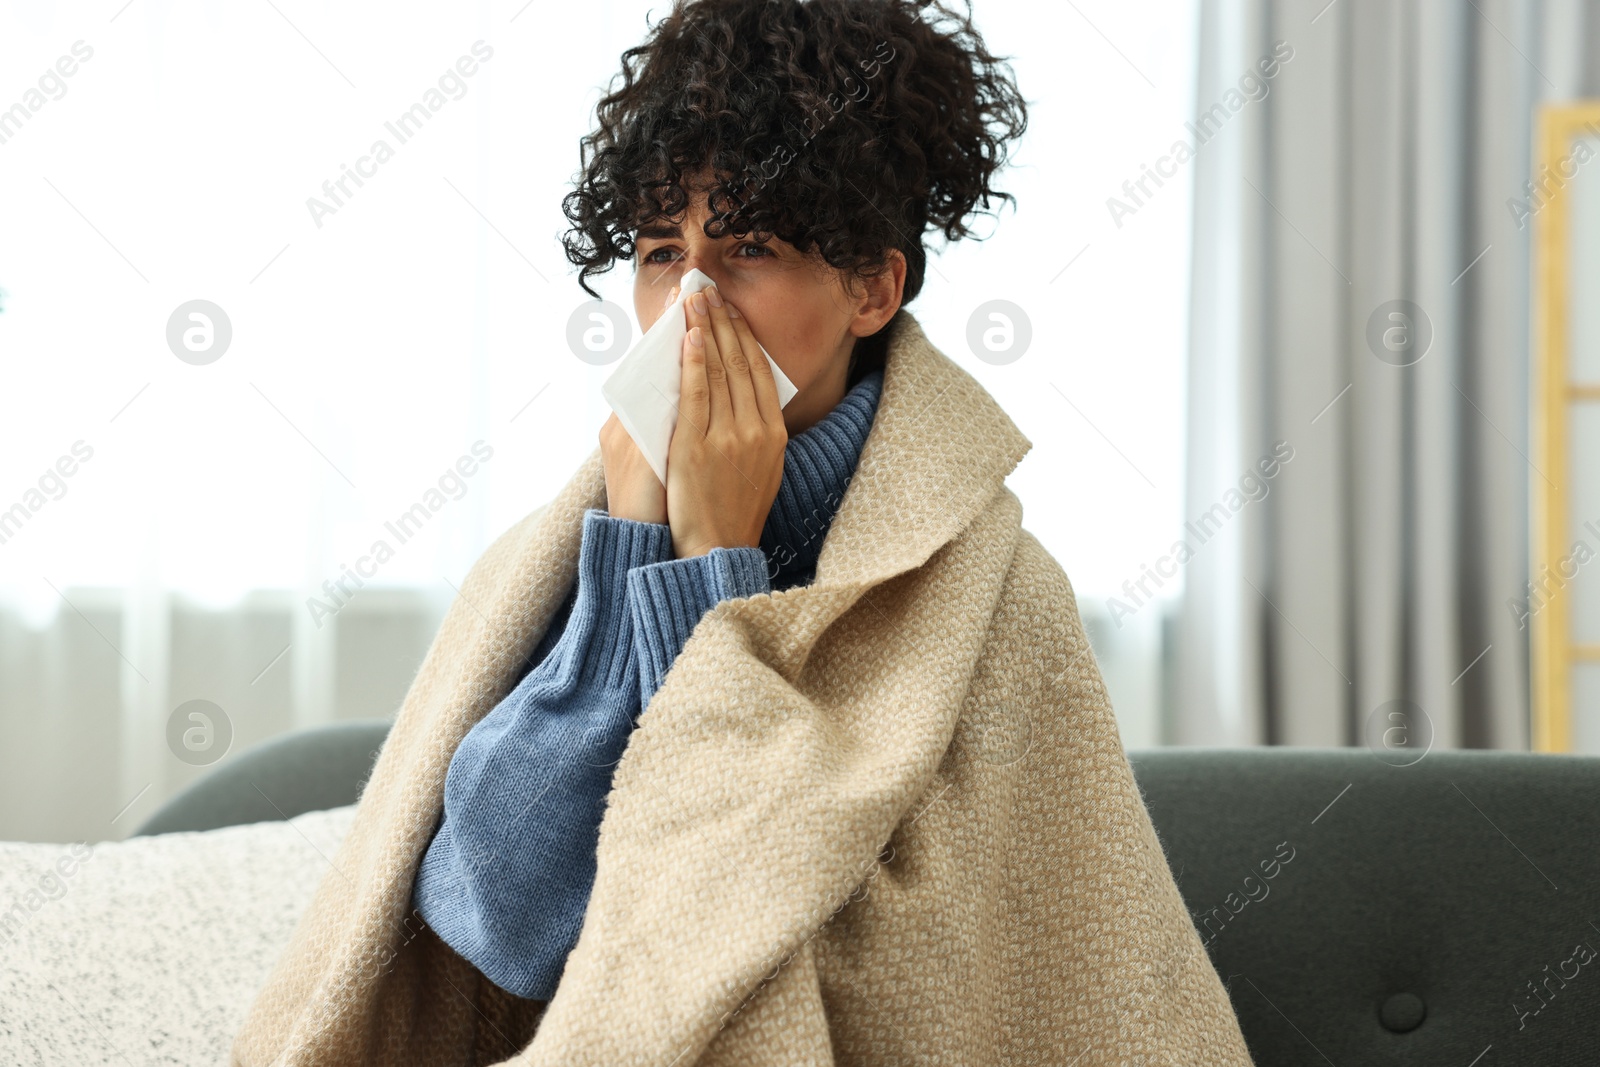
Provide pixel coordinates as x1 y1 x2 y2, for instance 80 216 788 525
635 223 682 240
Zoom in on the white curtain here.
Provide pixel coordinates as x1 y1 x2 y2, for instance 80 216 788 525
1178 0 1600 748
1 0 1201 842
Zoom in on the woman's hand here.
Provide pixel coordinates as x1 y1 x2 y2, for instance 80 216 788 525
599 412 667 524
665 285 786 558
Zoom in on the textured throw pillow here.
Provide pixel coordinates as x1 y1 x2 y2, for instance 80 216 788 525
0 805 357 1066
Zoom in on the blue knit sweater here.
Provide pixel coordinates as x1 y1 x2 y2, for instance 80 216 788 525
411 368 883 1000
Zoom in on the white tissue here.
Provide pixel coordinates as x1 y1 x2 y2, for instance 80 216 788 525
601 267 799 486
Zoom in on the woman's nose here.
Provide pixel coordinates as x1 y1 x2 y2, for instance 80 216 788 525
673 248 721 286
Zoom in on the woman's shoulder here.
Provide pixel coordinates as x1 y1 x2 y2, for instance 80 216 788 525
450 497 563 608
993 519 1089 642
977 525 1110 718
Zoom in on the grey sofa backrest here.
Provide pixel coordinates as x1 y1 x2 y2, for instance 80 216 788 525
134 719 392 836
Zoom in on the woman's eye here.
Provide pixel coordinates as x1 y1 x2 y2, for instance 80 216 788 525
642 244 768 263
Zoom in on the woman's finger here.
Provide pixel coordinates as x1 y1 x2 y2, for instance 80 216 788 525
701 285 759 423
685 291 730 433
721 300 781 426
678 315 711 441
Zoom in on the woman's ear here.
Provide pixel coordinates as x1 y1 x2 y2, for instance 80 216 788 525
850 249 907 338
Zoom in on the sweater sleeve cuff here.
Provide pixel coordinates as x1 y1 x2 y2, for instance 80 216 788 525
582 508 675 566
626 546 772 705
570 509 675 687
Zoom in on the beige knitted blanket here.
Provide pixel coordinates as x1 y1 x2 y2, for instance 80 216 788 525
231 311 1255 1066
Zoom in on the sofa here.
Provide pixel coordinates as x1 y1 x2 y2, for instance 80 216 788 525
3 721 1594 1064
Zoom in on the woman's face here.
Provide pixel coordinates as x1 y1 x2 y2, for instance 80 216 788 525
631 176 903 436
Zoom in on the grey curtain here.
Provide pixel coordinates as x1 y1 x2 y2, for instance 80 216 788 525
1177 0 1600 748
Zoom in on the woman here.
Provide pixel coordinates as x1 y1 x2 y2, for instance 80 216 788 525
406 166 897 992
233 1 1255 1064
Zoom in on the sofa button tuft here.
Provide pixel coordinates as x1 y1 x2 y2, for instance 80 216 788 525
1379 992 1426 1033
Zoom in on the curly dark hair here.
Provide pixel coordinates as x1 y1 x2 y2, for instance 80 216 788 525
561 0 1028 382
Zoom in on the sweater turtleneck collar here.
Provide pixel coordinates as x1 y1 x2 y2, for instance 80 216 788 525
760 367 884 590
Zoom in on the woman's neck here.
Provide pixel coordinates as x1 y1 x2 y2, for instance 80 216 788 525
781 350 852 437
